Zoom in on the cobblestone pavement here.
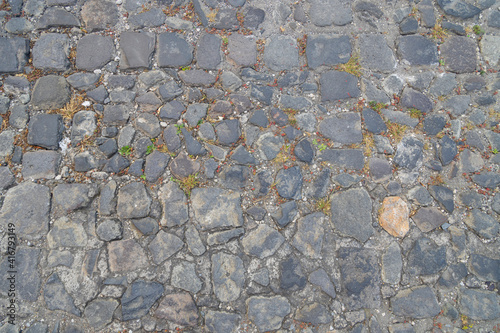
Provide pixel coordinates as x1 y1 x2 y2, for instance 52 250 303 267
0 0 499 332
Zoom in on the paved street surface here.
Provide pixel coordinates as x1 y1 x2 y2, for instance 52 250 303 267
0 0 499 332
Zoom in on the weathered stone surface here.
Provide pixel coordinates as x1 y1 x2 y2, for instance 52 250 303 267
0 182 50 240
76 35 114 71
0 37 29 73
459 288 500 320
212 252 245 302
37 7 80 29
84 299 119 328
309 0 352 26
369 157 392 183
309 268 336 298
228 34 256 67
205 311 240 333
331 188 373 242
31 76 70 111
480 35 500 67
320 71 360 101
296 303 333 325
157 33 193 68
394 137 424 170
465 209 499 239
437 0 481 19
319 113 362 144
159 182 188 227
429 185 454 213
52 184 92 215
469 254 500 282
306 35 351 69
264 35 299 71
120 32 155 69
81 0 119 31
148 231 183 264
472 172 500 188
33 33 70 71
359 34 396 72
108 239 148 272
413 207 447 232
255 132 284 161
96 219 122 242
276 166 302 199
191 187 243 230
292 212 325 258
171 261 202 294
339 247 380 310
438 135 457 166
382 242 402 285
391 286 441 318
247 296 290 332
441 36 477 73
398 35 438 65
121 280 164 321
117 182 151 219
43 273 80 316
242 224 284 258
407 237 447 276
128 7 166 28
280 256 307 291
22 151 61 180
0 247 41 302
155 293 199 326
401 88 433 113
379 197 409 238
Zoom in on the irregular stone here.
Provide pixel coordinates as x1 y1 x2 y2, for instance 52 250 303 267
438 135 457 166
407 237 447 276
0 130 16 158
280 95 311 110
481 35 500 67
159 182 188 227
369 157 392 183
87 85 108 103
331 188 373 242
292 212 325 258
280 256 307 291
465 209 499 239
155 293 198 326
306 35 351 69
296 303 333 325
160 100 184 120
436 0 481 19
33 33 70 71
84 298 119 329
264 35 299 71
255 132 283 161
108 239 148 272
441 36 477 73
5 17 34 33
401 88 433 113
22 151 61 180
381 109 419 128
179 70 216 87
31 76 70 110
207 228 244 246
0 183 50 240
131 217 158 236
128 8 166 28
413 207 448 232
212 252 245 302
318 149 365 170
319 113 362 144
251 85 274 105
276 166 302 199
215 119 240 146
363 108 387 134
382 242 402 285
71 111 97 146
67 73 100 91
359 34 396 72
37 7 80 29
211 8 239 30
0 37 29 73
228 34 257 67
81 0 119 31
398 35 438 65
399 17 418 34
196 34 221 70
43 273 80 316
430 73 457 97
119 32 155 69
309 0 352 26
294 139 314 163
117 182 151 219
472 172 500 188
391 286 441 318
0 247 40 302
121 280 164 321
272 201 298 227
148 231 183 264
104 154 130 173
247 296 290 332
379 197 409 238
157 33 193 68
181 128 206 156
320 71 360 101
0 167 14 190
393 137 423 170
243 6 265 28
205 311 241 333
97 137 117 159
438 263 468 288
221 71 242 92
459 288 500 320
469 254 500 282
423 114 446 136
53 184 92 214
191 187 243 230
76 35 114 71
96 219 122 242
171 261 202 294
339 247 380 310
429 185 454 213
309 268 336 298
230 145 258 165
242 224 284 258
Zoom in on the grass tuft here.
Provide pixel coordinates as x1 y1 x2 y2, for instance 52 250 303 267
336 55 362 77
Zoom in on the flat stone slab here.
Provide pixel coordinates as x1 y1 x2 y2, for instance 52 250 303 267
264 35 299 71
0 37 29 73
212 252 245 302
441 36 477 73
459 288 500 320
413 207 447 232
319 112 362 144
121 280 164 321
241 224 284 258
247 296 290 332
320 70 360 101
157 33 193 68
359 34 396 72
191 187 243 230
76 35 114 71
155 293 199 326
391 286 441 318
306 35 351 69
397 35 438 66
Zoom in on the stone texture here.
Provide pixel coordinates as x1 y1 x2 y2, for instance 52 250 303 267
76 35 114 71
413 207 447 232
407 237 447 276
306 35 351 69
108 239 148 272
0 37 29 73
292 212 325 258
155 293 199 326
359 34 396 72
33 33 70 71
319 113 362 144
43 273 80 316
247 296 290 332
465 209 499 239
81 0 119 31
320 71 360 101
31 76 70 110
459 289 500 320
121 280 164 321
379 197 409 238
398 35 438 65
228 34 256 67
264 36 299 71
242 224 284 258
157 33 193 68
191 187 243 230
391 286 441 318
148 231 184 264
120 32 155 69
212 252 245 302
117 182 151 219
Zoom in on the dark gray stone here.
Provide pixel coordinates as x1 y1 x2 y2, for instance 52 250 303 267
243 7 265 29
97 138 117 158
135 113 161 138
0 167 14 190
429 185 454 213
27 114 64 150
251 85 273 105
241 68 273 82
241 224 285 259
205 311 241 333
246 296 290 332
179 70 216 87
74 152 97 172
276 166 302 199
309 268 336 298
103 105 130 126
132 217 158 236
280 256 307 291
469 254 500 282
442 21 466 35
144 151 170 183
76 35 114 71
246 206 266 221
359 34 396 72
309 0 352 26
211 8 239 30
37 8 80 29
459 288 500 320
52 183 92 215
108 75 136 89
160 100 184 120
293 212 325 258
472 172 500 188
413 207 447 232
109 90 136 103
278 71 308 88
81 0 119 31
408 237 447 276
465 209 499 239
280 95 311 110
215 119 240 146
249 109 268 128
320 113 362 144
296 303 333 325
400 17 418 34
430 74 457 96
170 152 201 179
84 298 119 329
381 109 419 128
33 33 70 71
121 280 164 321
264 35 299 71
382 242 402 285
437 0 481 19
294 139 314 163
391 286 441 318
43 273 80 316
159 182 188 227
0 130 16 158
438 135 457 166
99 180 117 216
0 247 40 302
184 103 208 127
196 34 221 70
438 263 468 288
148 231 183 264
459 191 483 208
219 165 251 190
9 104 29 129
398 35 438 65
181 128 206 156
5 17 34 33
423 114 446 136
320 71 360 101
331 188 373 242
96 219 122 241
230 145 258 165
488 10 500 28
441 36 477 73
318 149 365 170
363 108 387 134
117 182 151 219
104 154 130 173
157 33 193 68
228 34 257 67
445 95 470 116
369 157 392 183
212 252 245 302
87 85 109 103
129 8 166 28
339 247 380 310
306 35 351 69
47 216 88 248
31 76 70 110
401 88 433 113
191 187 243 230
120 32 155 69
394 137 424 170
67 73 100 91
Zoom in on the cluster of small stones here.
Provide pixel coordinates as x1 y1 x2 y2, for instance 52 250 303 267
0 0 500 332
